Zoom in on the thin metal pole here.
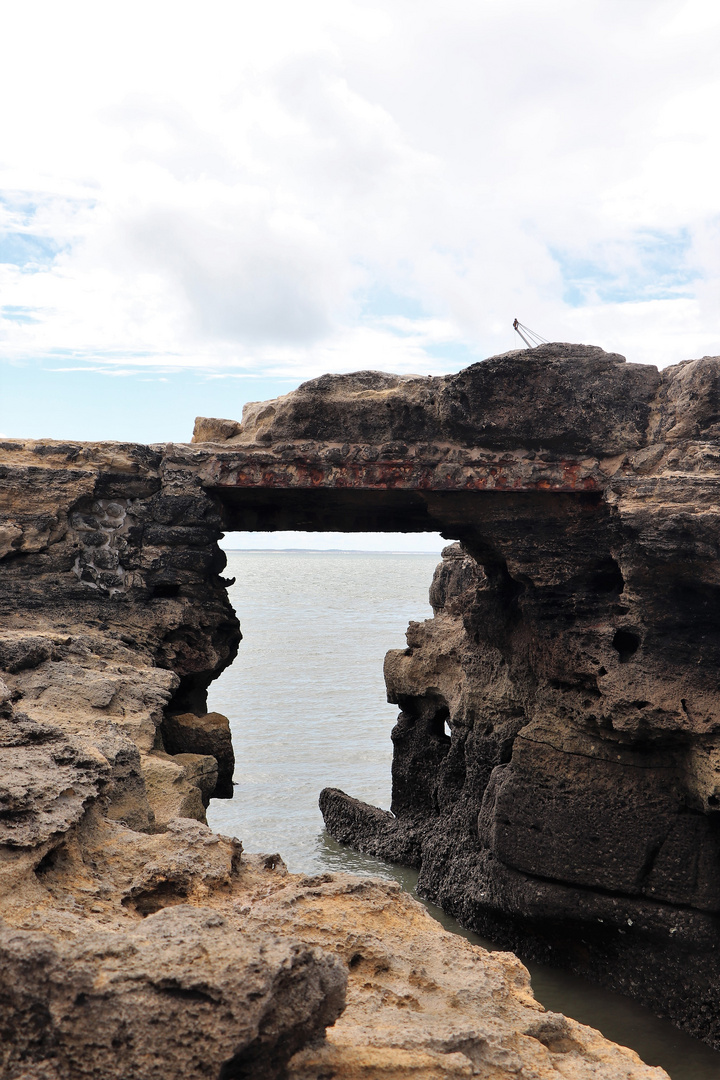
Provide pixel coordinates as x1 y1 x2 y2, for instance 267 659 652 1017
513 319 548 348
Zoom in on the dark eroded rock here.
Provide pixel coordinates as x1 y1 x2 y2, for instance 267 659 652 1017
215 344 662 455
322 509 720 1046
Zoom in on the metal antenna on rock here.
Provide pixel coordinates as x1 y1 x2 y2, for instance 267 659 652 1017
512 319 548 349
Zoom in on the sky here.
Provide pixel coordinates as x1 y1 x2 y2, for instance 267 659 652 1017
219 531 446 552
1 1 719 492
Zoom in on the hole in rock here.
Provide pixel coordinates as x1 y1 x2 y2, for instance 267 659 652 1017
589 558 624 595
157 983 215 1003
35 843 67 880
152 581 181 598
424 702 451 744
144 507 720 1077
205 529 447 872
123 879 190 916
612 629 640 662
499 739 515 763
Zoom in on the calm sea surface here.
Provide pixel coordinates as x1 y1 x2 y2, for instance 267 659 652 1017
207 550 720 1080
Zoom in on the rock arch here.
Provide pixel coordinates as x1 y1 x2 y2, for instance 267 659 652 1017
3 342 720 1050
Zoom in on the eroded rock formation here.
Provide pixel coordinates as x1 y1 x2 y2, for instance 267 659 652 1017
310 346 720 1049
197 343 720 1051
0 341 709 1076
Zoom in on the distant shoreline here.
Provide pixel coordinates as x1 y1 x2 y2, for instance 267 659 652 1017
223 548 443 554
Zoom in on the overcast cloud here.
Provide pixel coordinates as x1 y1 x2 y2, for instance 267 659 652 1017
1 0 719 382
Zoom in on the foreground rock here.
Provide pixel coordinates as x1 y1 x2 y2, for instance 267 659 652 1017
0 812 667 1080
0 903 345 1080
0 670 662 1078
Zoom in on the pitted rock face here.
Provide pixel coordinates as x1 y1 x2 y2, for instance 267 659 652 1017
0 905 347 1080
0 681 111 848
321 466 720 1047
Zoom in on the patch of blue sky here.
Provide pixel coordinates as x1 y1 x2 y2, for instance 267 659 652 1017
39 348 305 381
1 306 40 324
0 358 303 443
357 283 484 367
552 229 700 308
0 193 42 223
0 232 64 268
359 283 430 322
1 191 96 219
423 341 482 367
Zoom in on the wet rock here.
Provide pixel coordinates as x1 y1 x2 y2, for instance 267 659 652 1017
319 788 422 866
321 483 720 1045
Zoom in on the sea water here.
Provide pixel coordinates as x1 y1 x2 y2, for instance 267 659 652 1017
207 550 720 1080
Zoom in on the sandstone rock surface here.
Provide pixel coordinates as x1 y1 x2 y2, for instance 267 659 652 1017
0 904 346 1080
163 710 235 798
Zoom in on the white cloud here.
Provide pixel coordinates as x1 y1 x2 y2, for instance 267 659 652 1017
1 0 719 376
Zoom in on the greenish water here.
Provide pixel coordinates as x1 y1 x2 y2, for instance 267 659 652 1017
207 550 720 1080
